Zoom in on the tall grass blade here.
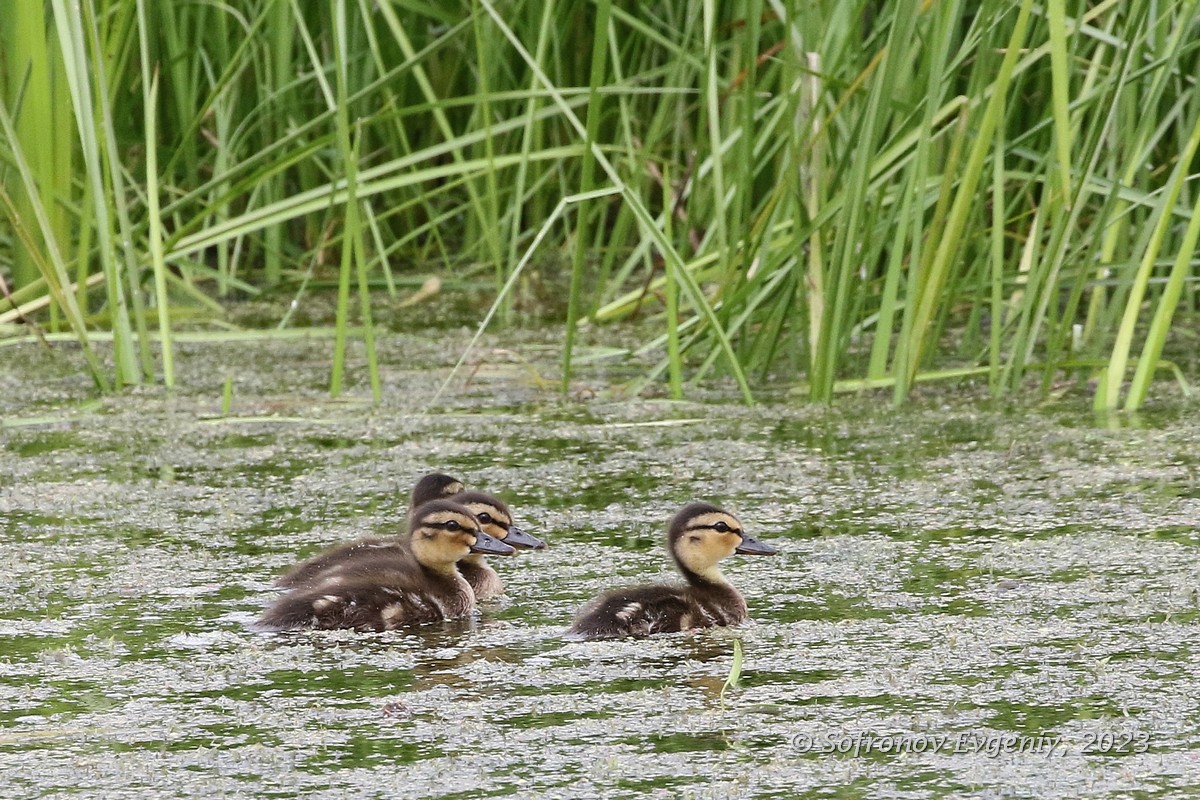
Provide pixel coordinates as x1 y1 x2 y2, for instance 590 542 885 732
1046 0 1073 205
137 0 174 387
562 0 612 394
0 98 109 389
328 0 379 399
1122 111 1200 411
4 3 62 291
720 638 744 701
48 0 140 385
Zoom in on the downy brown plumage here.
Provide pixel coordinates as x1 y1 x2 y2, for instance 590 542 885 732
567 502 777 640
259 499 514 631
406 473 544 600
272 473 462 590
275 473 543 596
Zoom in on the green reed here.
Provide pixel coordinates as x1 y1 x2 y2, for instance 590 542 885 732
1 1 1197 409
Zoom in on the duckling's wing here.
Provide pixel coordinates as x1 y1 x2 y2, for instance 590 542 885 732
260 563 473 631
568 585 693 640
275 537 397 588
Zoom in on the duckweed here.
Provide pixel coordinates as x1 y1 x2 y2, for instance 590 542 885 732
2 334 1199 798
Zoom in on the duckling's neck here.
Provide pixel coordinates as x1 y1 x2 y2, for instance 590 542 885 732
679 563 731 587
419 560 464 579
460 554 486 566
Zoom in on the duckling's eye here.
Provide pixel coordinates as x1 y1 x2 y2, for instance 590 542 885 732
477 512 492 524
445 520 461 531
713 521 731 533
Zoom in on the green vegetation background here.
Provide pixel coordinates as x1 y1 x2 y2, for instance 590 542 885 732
1 0 1198 409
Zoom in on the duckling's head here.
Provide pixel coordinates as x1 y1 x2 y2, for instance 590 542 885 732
668 502 777 583
452 490 545 550
410 473 466 507
409 499 515 572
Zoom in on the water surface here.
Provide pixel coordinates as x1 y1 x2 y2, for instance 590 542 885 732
2 333 1199 798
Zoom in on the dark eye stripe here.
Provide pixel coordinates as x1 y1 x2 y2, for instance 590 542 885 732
423 520 474 531
683 522 740 534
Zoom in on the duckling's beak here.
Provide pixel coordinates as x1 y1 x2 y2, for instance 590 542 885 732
504 525 546 550
471 529 516 556
735 534 778 555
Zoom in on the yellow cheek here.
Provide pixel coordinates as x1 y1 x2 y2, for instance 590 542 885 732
703 534 737 560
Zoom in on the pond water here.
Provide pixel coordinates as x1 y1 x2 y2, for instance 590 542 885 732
2 331 1199 798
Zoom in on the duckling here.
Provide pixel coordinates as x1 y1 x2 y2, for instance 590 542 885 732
446 490 545 601
410 472 465 503
409 474 546 601
275 474 543 595
258 499 515 631
274 472 467 589
567 502 777 640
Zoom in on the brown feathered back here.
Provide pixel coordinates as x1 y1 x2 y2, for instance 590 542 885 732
260 500 483 631
567 502 774 640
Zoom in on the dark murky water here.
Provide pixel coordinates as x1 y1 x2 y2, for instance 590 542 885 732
2 332 1199 798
